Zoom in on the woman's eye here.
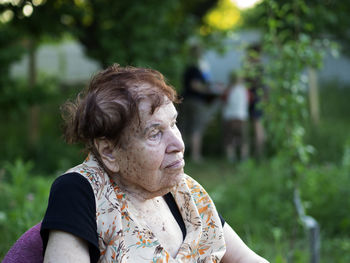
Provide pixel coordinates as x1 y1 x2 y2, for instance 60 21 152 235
149 130 162 140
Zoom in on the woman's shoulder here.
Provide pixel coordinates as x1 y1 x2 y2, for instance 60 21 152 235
183 174 209 196
52 172 89 187
65 159 110 190
50 172 95 199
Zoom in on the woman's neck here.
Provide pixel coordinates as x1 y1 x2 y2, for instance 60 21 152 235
110 173 174 201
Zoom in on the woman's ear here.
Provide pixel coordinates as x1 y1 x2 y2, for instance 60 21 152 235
94 138 119 173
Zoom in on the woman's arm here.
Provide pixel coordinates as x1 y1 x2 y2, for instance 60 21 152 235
44 230 90 263
221 223 269 263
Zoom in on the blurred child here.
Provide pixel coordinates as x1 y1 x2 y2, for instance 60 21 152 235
222 72 249 162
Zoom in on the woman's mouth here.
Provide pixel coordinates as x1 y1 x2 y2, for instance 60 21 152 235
165 159 185 169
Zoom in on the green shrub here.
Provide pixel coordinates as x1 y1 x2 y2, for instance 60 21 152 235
210 158 305 261
0 159 54 259
321 237 350 263
187 155 350 263
301 162 350 236
305 81 350 164
0 78 85 174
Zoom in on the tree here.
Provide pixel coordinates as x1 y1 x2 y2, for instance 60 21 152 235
1 0 219 146
1 0 70 145
242 0 347 125
34 0 218 82
0 24 24 86
1 0 218 85
243 0 350 49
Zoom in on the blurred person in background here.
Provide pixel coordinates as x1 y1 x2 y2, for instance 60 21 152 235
180 44 220 162
222 71 249 162
40 64 269 263
244 44 268 160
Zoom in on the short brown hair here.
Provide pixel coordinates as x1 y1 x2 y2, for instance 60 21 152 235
61 64 179 155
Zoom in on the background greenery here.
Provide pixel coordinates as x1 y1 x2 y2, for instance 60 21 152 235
1 82 349 262
1 0 350 262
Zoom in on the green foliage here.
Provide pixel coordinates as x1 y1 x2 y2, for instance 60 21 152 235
14 0 216 82
214 158 296 232
342 139 350 169
257 0 327 191
321 237 350 263
0 77 85 174
301 163 350 236
305 82 350 164
0 24 25 85
0 1 349 262
0 75 59 111
1 0 69 40
239 1 343 261
187 157 350 263
242 0 350 57
0 0 221 89
1 157 349 262
262 34 319 165
0 159 54 259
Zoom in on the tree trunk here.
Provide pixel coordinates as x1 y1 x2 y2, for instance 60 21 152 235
308 67 320 125
28 39 39 146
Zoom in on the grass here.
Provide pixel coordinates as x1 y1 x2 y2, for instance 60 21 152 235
186 157 350 263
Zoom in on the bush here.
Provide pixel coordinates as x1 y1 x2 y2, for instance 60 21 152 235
305 81 350 164
187 154 350 263
211 158 305 262
301 162 350 236
0 78 85 174
0 159 54 259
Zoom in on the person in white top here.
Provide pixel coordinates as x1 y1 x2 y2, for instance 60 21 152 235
222 72 249 162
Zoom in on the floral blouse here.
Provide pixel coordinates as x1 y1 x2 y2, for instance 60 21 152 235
67 154 226 262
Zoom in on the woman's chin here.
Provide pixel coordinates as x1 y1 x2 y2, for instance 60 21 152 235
173 171 184 184
159 173 184 194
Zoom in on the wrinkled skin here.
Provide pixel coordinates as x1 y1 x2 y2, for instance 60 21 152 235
112 100 185 199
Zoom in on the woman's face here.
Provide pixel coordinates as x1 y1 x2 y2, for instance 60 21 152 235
113 99 185 197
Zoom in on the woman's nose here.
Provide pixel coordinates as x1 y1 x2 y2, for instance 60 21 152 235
166 127 185 153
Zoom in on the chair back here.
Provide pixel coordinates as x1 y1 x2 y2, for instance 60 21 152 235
2 222 43 263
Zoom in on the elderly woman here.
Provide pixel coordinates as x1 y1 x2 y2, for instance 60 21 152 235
40 65 269 263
